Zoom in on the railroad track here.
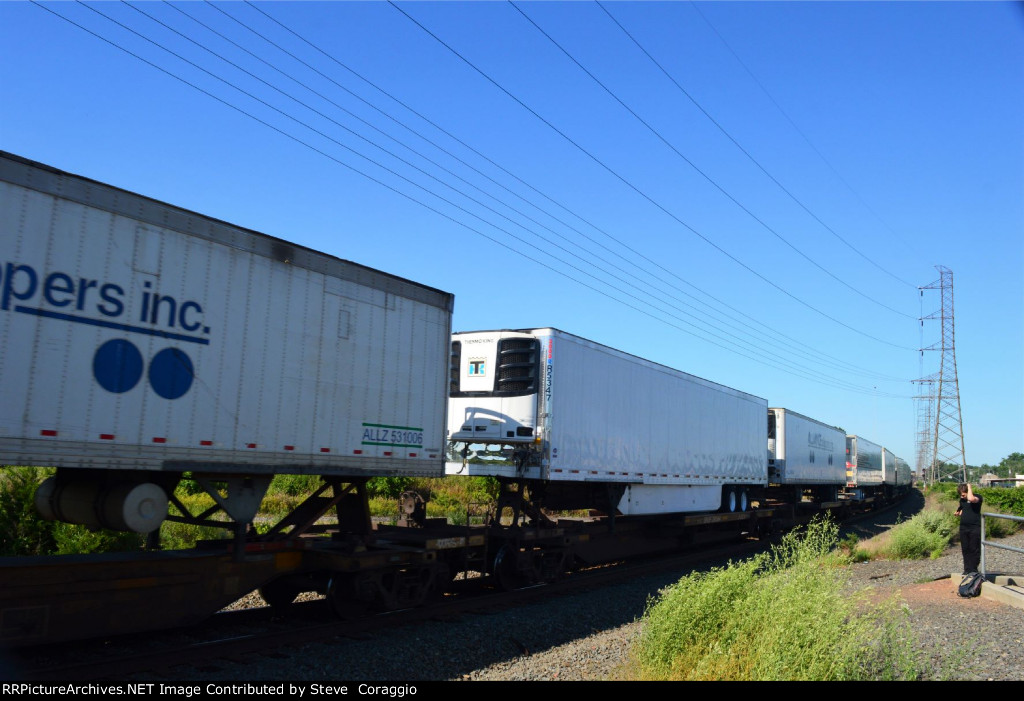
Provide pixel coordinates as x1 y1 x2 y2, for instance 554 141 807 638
8 496 916 681
9 539 768 680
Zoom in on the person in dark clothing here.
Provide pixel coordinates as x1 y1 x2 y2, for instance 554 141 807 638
955 482 983 574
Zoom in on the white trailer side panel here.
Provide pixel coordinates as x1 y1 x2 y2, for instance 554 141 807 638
542 330 766 487
768 408 846 485
0 153 452 477
895 457 912 487
846 435 884 487
882 449 898 486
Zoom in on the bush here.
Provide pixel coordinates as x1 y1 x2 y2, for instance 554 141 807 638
271 474 323 497
629 517 926 680
0 467 57 556
885 523 947 560
915 509 958 540
158 519 227 550
52 522 142 554
873 509 957 560
927 483 1023 517
839 533 871 563
985 515 1017 539
176 473 207 496
980 486 1024 520
366 476 414 499
927 482 961 503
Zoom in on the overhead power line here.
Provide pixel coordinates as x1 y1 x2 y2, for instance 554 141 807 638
595 0 917 295
235 0 906 382
389 1 916 351
30 0 911 398
515 1 912 320
686 0 919 283
112 1 892 388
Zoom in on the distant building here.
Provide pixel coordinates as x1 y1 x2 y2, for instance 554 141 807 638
981 473 1024 488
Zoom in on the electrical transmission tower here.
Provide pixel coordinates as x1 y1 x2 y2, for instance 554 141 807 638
912 375 937 480
918 266 967 483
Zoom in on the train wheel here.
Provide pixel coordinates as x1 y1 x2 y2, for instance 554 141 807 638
540 548 570 583
326 573 370 620
379 565 438 610
492 544 525 591
738 489 749 512
429 563 451 602
259 578 297 610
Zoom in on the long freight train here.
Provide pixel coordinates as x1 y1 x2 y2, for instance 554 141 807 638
0 153 912 646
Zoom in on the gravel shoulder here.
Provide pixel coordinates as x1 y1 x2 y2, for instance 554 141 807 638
451 529 1024 682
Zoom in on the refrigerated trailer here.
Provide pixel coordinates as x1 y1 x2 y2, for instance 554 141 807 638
0 152 453 534
446 328 767 515
845 434 884 500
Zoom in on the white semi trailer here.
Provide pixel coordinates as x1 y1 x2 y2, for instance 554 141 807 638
0 152 453 535
768 407 846 501
845 434 885 500
446 328 767 515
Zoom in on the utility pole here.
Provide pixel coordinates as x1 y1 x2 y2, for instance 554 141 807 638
918 266 967 483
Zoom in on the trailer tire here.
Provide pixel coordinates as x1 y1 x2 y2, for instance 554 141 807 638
723 486 737 513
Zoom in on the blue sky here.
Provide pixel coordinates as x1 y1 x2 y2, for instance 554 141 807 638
2 1 1021 469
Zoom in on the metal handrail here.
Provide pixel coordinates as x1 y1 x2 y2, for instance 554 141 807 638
980 511 1024 576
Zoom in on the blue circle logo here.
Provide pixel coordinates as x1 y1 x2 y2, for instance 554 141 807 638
148 347 194 400
93 339 143 393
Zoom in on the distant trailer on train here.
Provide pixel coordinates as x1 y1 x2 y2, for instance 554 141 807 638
845 434 885 500
768 407 846 502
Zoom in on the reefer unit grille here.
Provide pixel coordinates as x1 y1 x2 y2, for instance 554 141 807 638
449 341 462 395
497 338 539 393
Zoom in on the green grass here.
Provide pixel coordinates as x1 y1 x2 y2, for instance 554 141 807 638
627 516 929 681
857 485 1024 561
232 474 499 525
880 509 959 560
838 532 871 563
416 476 498 525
